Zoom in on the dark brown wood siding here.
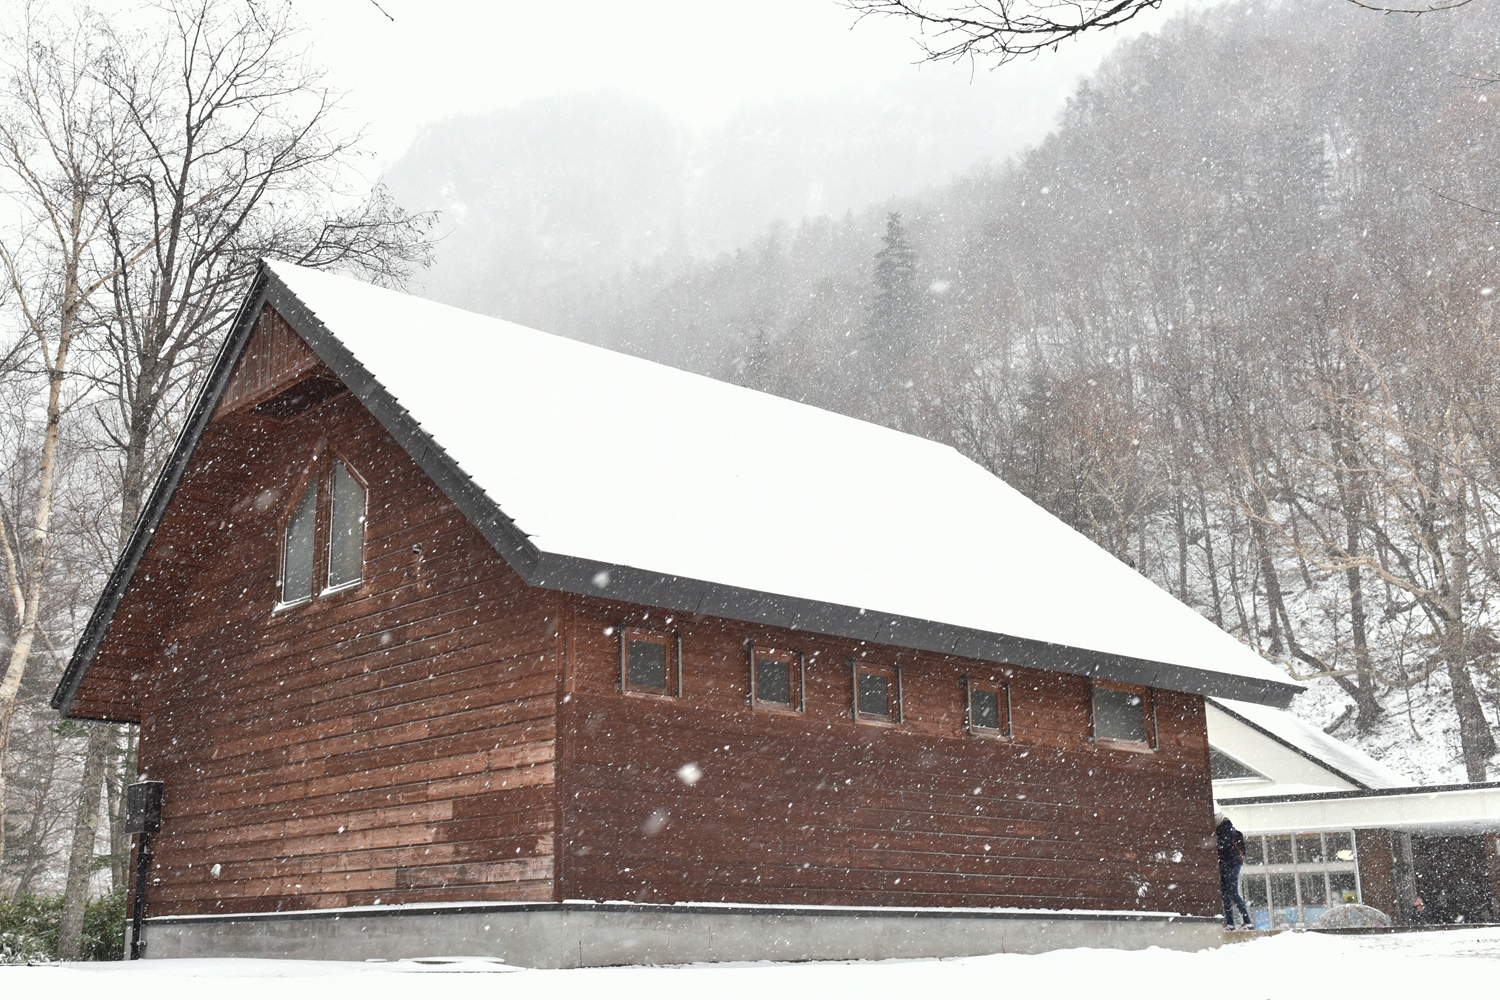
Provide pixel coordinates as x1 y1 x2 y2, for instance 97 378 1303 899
1354 828 1399 917
557 600 1222 914
107 308 561 914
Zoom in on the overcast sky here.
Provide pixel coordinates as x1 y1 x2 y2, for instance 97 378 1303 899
287 0 1196 169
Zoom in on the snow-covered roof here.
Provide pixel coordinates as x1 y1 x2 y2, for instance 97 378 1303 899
269 262 1296 701
54 261 1302 714
1210 698 1410 791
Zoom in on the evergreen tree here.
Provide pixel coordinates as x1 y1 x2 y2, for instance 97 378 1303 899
867 212 920 357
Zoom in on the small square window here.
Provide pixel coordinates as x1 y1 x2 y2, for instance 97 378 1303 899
621 628 676 696
1092 682 1151 745
853 663 899 723
966 679 1010 736
751 647 801 711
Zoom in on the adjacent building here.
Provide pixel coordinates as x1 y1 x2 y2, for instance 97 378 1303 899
1210 699 1500 927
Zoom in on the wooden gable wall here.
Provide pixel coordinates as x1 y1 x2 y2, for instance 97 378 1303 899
81 307 562 913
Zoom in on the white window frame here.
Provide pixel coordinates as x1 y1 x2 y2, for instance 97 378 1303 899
322 458 368 596
275 474 319 611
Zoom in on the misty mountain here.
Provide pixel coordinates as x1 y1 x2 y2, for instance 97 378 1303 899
381 77 1055 336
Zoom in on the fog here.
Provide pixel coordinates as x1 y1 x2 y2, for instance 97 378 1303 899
276 0 1202 318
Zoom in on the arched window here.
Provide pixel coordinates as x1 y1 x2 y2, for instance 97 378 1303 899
277 456 366 608
281 476 318 604
326 461 366 591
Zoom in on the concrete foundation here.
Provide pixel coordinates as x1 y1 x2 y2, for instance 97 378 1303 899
140 901 1226 967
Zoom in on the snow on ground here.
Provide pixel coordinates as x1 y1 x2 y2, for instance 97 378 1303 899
1294 672 1498 785
4 928 1498 1000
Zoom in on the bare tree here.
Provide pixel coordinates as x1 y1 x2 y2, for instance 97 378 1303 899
845 0 1164 65
846 0 1476 67
52 0 434 954
0 0 145 881
98 0 434 542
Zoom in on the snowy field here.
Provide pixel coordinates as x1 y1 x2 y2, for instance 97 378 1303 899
3 928 1497 1000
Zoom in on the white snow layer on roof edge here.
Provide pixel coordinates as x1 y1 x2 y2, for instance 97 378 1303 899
265 261 1289 688
1212 698 1411 789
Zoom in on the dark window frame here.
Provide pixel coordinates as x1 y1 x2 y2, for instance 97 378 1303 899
619 626 680 698
964 676 1012 738
749 645 803 713
851 661 901 725
1090 680 1156 749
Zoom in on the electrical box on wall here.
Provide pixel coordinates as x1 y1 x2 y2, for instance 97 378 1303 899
125 780 164 834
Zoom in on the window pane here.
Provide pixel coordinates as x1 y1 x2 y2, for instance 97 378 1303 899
1242 873 1268 909
282 477 317 603
1329 872 1358 904
1295 833 1326 864
1093 687 1146 742
1266 836 1294 865
1269 873 1298 908
1242 836 1265 866
1299 873 1328 908
1326 831 1356 863
756 657 792 705
327 462 365 589
628 639 667 690
1209 747 1260 780
858 671 890 718
971 688 1001 730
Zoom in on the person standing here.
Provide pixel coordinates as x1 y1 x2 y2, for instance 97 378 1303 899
1216 812 1252 930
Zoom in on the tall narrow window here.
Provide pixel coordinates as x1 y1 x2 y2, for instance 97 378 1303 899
327 461 366 591
281 476 317 604
853 663 899 723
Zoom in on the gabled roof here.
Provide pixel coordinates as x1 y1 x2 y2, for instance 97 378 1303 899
1210 698 1410 792
54 261 1300 715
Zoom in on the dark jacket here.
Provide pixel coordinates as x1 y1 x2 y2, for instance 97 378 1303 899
1216 820 1246 873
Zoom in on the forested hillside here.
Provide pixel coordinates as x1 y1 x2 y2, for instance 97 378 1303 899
397 0 1500 783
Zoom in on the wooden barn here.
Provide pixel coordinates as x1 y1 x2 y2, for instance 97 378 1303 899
53 261 1299 965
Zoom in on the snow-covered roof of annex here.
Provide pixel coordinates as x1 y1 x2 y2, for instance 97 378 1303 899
1210 698 1410 793
55 261 1302 715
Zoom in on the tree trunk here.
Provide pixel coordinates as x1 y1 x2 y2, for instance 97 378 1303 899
1448 650 1495 781
1445 500 1494 781
1247 495 1286 656
1332 432 1381 730
58 723 111 958
105 728 127 892
0 202 80 870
